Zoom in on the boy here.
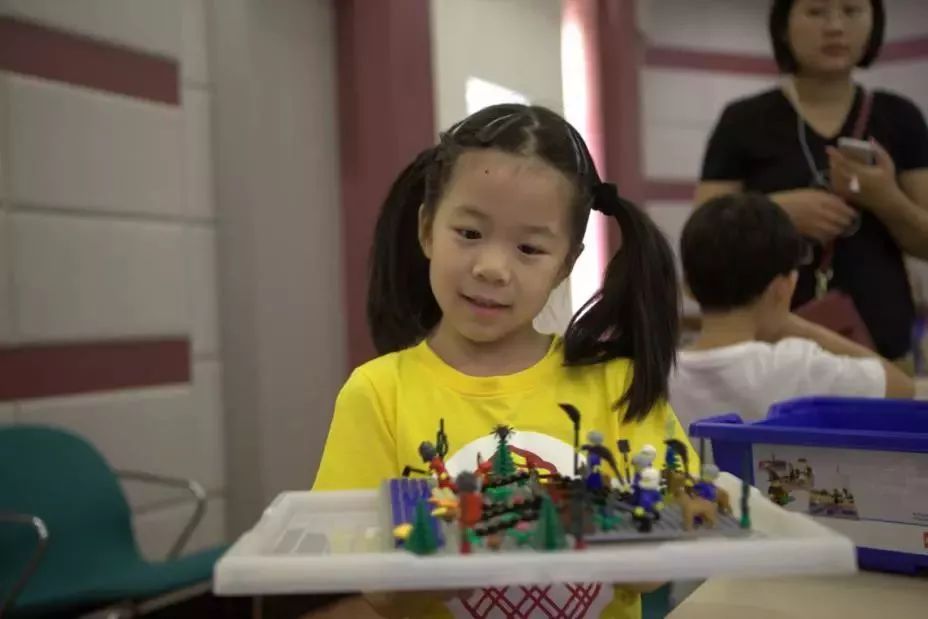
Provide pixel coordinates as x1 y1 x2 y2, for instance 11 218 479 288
670 193 914 427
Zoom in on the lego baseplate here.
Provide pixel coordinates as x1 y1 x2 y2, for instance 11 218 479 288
213 473 857 595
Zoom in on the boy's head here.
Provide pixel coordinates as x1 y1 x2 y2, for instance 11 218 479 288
681 193 803 315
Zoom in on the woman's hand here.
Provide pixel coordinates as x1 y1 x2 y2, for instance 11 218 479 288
827 139 905 213
769 188 857 242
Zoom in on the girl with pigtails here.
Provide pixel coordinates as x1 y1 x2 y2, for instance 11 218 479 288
315 104 694 619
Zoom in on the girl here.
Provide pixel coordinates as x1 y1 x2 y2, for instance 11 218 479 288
314 104 693 619
696 0 928 363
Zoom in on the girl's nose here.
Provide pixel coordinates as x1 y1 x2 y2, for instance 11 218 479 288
472 247 511 285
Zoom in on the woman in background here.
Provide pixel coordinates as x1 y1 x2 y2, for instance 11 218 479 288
695 0 928 362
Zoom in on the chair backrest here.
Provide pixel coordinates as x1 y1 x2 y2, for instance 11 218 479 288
0 425 138 595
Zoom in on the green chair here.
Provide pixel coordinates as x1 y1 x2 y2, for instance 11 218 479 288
0 425 227 617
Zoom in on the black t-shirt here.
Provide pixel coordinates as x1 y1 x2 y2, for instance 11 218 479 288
701 86 928 358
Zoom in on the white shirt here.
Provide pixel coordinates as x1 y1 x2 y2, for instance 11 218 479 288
669 337 886 428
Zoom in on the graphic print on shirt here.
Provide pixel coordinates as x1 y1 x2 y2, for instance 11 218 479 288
444 431 614 619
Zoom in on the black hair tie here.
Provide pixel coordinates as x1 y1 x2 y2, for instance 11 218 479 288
592 182 620 217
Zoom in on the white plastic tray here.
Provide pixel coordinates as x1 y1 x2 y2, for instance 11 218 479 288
213 473 857 595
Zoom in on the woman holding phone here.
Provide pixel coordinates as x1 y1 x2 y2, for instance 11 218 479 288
695 0 928 361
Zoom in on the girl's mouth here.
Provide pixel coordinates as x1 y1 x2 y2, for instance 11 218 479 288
462 294 511 313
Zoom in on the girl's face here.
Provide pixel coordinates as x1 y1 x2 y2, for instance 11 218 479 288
419 149 577 346
787 0 873 76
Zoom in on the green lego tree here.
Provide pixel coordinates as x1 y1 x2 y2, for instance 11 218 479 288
405 500 439 555
494 444 517 478
491 425 517 478
532 494 567 551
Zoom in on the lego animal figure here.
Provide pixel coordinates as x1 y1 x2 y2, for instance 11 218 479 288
668 470 718 531
693 464 732 515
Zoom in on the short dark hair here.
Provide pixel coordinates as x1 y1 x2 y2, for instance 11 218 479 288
681 193 802 312
368 104 679 422
768 0 885 73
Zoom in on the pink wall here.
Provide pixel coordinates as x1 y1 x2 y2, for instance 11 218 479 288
337 0 436 369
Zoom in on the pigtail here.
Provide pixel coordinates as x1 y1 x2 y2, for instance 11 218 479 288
367 148 441 354
564 184 680 422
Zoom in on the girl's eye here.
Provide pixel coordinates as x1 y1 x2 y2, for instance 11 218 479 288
455 228 481 240
518 244 546 256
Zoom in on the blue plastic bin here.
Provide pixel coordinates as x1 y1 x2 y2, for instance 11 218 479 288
690 397 928 574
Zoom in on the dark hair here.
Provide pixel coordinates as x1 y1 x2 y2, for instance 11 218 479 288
367 104 679 422
681 193 802 312
769 0 885 73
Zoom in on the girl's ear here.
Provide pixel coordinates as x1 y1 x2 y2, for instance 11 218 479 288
558 242 584 284
418 204 433 259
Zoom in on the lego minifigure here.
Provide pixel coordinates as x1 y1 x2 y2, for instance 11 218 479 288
633 468 664 517
456 471 483 554
694 464 733 515
693 464 720 502
475 452 494 485
419 441 457 492
632 445 657 484
582 431 605 491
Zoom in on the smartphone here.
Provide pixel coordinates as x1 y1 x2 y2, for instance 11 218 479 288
837 137 876 165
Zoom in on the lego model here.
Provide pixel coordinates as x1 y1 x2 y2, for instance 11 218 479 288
388 404 751 556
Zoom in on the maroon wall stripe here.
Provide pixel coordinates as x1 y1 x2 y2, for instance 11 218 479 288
881 36 928 63
0 16 179 105
336 1 436 369
644 179 697 203
645 36 928 76
644 46 778 76
596 0 645 253
0 338 190 401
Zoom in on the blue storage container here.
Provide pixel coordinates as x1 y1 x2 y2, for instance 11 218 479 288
690 397 928 574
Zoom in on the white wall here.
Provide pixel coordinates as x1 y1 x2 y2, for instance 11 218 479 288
0 0 224 558
431 0 581 331
208 0 345 534
431 0 564 131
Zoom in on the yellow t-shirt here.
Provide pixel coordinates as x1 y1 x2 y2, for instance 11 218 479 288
315 338 696 619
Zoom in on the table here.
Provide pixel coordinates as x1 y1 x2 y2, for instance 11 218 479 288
917 377 928 399
668 571 928 618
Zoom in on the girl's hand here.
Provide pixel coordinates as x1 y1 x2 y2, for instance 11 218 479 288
827 139 904 213
769 188 857 243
